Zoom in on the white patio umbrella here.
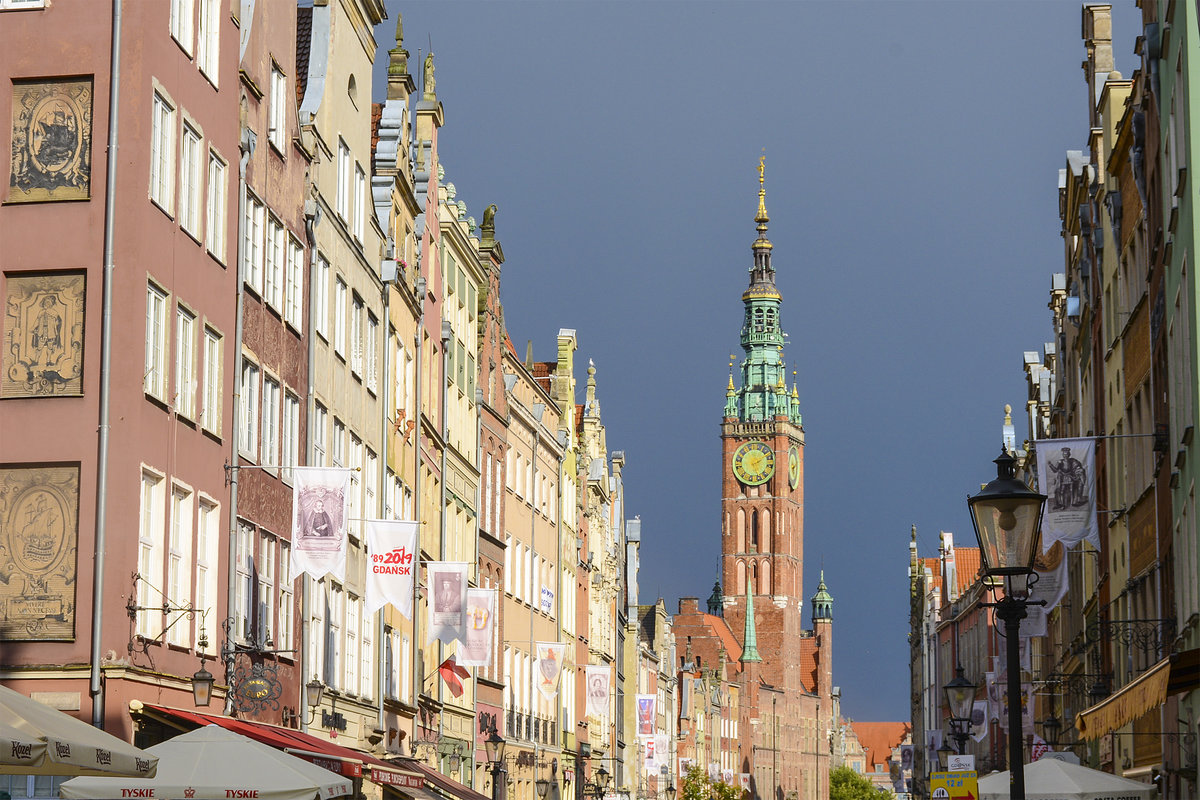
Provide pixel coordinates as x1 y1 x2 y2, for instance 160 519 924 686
60 726 353 800
977 757 1155 799
0 685 157 777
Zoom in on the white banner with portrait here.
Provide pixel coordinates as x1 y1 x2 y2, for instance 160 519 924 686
365 520 418 616
458 588 497 667
535 642 568 701
1035 438 1099 551
586 665 610 719
290 467 351 582
1022 542 1070 638
426 562 468 644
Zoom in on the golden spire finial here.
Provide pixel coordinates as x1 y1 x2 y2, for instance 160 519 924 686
727 355 737 393
756 151 769 224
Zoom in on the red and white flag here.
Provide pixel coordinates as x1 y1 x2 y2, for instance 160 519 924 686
365 520 418 616
438 655 471 698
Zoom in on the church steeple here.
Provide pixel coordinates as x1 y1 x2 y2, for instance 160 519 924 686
740 582 762 663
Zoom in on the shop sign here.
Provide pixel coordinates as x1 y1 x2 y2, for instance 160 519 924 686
371 770 423 789
321 710 348 732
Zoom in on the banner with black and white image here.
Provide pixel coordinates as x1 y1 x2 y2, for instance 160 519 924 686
426 562 468 644
586 665 610 719
1035 437 1099 551
290 467 351 582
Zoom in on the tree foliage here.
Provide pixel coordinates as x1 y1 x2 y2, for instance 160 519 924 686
679 765 742 800
828 766 879 800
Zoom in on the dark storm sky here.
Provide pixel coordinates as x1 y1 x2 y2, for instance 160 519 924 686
371 1 1142 722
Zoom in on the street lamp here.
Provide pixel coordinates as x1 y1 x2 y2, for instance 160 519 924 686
192 661 215 707
305 678 326 710
937 741 954 771
942 666 976 754
485 731 506 800
968 446 1046 800
594 766 611 796
536 778 551 799
665 786 676 800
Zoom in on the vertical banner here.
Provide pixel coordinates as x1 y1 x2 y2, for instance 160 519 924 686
459 588 498 667
971 700 988 742
636 694 655 737
535 642 568 701
291 467 351 582
426 562 468 644
586 665 610 719
365 520 418 616
1035 438 1099 550
654 733 669 771
1023 542 1070 638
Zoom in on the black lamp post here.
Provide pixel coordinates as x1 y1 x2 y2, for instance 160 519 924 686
968 447 1046 800
486 731 506 800
943 666 976 754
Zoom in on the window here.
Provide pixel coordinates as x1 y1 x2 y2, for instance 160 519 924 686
150 92 176 212
234 522 253 640
240 359 260 458
282 391 300 483
361 602 374 701
285 235 304 328
336 139 351 220
334 278 348 357
366 313 378 392
278 541 293 650
353 163 366 242
174 305 197 418
179 124 202 236
313 402 328 467
349 435 363 537
345 595 359 694
201 326 222 433
332 419 346 468
243 191 264 293
324 582 344 688
137 470 165 638
269 64 287 151
350 294 364 375
145 283 169 400
265 214 285 311
170 0 195 54
261 375 280 470
167 485 193 646
257 533 275 646
196 498 219 649
315 256 330 339
364 448 377 519
196 0 219 82
206 151 227 260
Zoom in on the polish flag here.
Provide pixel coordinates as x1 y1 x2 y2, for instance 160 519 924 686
438 655 471 698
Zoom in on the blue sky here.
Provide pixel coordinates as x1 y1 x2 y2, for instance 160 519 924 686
373 1 1142 722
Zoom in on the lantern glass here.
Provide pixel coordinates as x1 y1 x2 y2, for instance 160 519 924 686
485 731 505 764
305 678 325 709
536 778 550 798
596 766 610 791
968 449 1045 576
192 665 214 707
942 666 976 723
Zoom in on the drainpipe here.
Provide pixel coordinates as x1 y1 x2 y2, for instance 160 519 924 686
411 275 426 735
91 0 124 728
300 179 320 734
437 320 451 742
378 250 398 732
472 383 483 782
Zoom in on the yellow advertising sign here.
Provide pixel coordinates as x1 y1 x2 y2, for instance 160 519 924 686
929 771 979 800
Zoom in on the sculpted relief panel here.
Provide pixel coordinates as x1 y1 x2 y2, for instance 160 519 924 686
0 465 80 640
8 77 93 203
3 271 86 397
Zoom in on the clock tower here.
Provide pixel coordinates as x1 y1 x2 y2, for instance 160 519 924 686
720 158 805 681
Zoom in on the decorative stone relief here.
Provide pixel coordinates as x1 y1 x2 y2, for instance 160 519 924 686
3 271 85 397
8 77 93 202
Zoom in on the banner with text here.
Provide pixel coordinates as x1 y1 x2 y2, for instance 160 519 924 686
365 520 418 616
426 562 468 644
290 467 351 582
1035 437 1099 551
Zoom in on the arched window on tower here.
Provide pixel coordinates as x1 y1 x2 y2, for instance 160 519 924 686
750 511 758 551
736 509 745 552
736 559 746 595
761 509 771 554
762 560 771 595
748 561 757 594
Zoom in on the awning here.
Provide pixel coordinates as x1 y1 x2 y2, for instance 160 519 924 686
1076 658 1171 740
141 704 420 789
394 759 490 800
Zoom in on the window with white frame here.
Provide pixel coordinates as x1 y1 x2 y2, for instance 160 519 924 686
361 603 374 701
334 278 348 357
350 294 364 376
364 448 377 519
145 283 169 400
336 139 351 220
345 594 359 694
179 123 202 236
201 326 222 433
150 92 175 212
385 627 398 699
257 532 275 646
282 391 299 483
315 255 330 339
174 305 196 418
264 214 285 311
167 484 193 646
261 375 280 470
353 163 366 242
206 151 227 261
313 402 327 466
269 63 287 151
278 540 293 650
137 469 165 638
196 497 219 650
243 191 264 293
332 418 346 468
285 235 304 328
349 434 362 537
234 522 253 640
366 313 378 392
324 582 344 689
309 579 325 680
196 0 219 83
240 359 260 458
169 0 195 54
401 633 411 703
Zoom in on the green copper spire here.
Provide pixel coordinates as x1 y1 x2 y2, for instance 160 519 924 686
728 156 801 425
740 580 762 663
811 570 833 621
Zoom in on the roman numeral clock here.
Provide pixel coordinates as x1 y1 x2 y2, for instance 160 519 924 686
732 440 775 486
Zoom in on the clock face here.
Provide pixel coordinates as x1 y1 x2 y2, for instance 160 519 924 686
732 441 775 485
788 445 800 490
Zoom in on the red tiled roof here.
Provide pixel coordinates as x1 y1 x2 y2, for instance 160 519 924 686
370 103 383 173
848 722 910 773
700 613 742 666
575 404 584 430
295 7 312 106
799 637 818 693
954 547 981 593
532 361 553 378
505 335 518 358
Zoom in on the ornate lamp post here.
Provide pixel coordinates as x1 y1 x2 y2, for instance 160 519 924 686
943 666 977 754
486 731 507 800
968 447 1046 800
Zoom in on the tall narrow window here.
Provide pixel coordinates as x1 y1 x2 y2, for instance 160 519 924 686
336 139 351 220
350 294 364 375
282 391 300 483
315 255 330 339
150 92 176 212
257 533 275 646
278 540 293 649
243 192 264 293
201 326 222 433
169 0 195 54
240 359 260 459
138 470 165 638
313 402 328 467
353 163 366 242
261 375 280 470
269 64 287 151
265 214 285 311
345 595 359 695
234 522 253 640
196 498 219 649
334 278 348 357
144 283 169 400
366 313 379 392
174 305 196 418
179 123 202 236
285 235 304 328
167 484 193 646
325 583 344 689
361 603 374 701
206 151 227 261
332 419 346 468
196 0 219 83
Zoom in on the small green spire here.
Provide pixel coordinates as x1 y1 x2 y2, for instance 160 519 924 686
811 570 833 621
740 580 762 663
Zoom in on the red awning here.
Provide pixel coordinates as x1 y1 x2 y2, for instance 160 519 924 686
142 704 420 789
398 759 490 800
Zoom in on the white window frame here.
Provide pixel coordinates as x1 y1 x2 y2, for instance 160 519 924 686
201 325 222 434
336 138 351 220
206 150 228 261
137 468 166 638
360 601 374 701
269 63 287 151
167 483 193 646
313 402 328 467
278 540 293 650
282 390 300 484
179 123 202 236
261 374 280 471
234 522 253 641
345 594 359 695
350 294 364 376
196 496 219 650
174 304 197 418
265 214 285 311
150 92 176 213
334 277 348 358
170 0 195 56
196 0 219 84
285 235 304 329
353 163 366 242
257 532 276 646
315 255 330 340
240 358 260 459
145 283 170 400
366 313 378 392
243 191 264 294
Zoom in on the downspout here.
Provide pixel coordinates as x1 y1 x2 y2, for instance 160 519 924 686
438 320 451 741
379 264 392 732
91 0 124 728
411 275 426 730
300 181 319 734
225 127 255 715
472 383 483 784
